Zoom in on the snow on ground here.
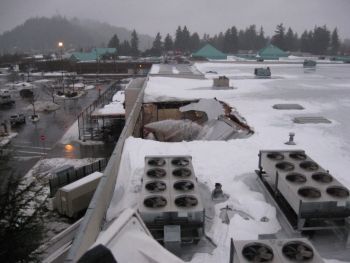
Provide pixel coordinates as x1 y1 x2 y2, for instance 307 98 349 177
112 90 125 103
24 100 60 112
60 120 79 144
4 81 36 90
0 132 17 147
172 66 180 74
84 84 95 90
93 90 125 116
149 64 160 74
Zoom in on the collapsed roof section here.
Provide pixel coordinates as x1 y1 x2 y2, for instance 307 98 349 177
143 98 253 142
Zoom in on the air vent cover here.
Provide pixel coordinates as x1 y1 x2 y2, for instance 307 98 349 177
326 186 350 198
276 161 294 171
148 158 166 167
145 181 166 193
172 158 190 167
242 243 274 262
299 161 319 171
147 168 166 178
173 180 194 191
173 168 192 178
267 152 284 161
312 172 333 183
144 196 167 208
289 152 307 161
175 195 198 208
282 241 314 261
286 173 307 184
298 187 321 199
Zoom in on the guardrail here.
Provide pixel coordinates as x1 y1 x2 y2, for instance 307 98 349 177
65 77 146 262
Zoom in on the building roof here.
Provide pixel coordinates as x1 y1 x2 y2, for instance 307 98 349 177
192 44 227 60
70 48 117 62
258 44 288 59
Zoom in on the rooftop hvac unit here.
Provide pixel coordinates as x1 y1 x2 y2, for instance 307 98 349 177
258 150 350 230
54 172 103 218
231 238 324 263
138 156 204 243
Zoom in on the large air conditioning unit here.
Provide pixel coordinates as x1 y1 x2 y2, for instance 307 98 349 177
231 238 324 263
138 156 205 246
258 150 350 230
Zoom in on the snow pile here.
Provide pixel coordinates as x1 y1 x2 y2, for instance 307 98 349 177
0 132 17 147
172 66 179 74
112 90 125 103
149 64 160 74
24 100 60 112
5 81 36 90
84 84 95 90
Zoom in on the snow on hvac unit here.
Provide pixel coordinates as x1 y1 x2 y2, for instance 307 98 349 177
138 156 204 251
258 150 350 230
231 238 324 263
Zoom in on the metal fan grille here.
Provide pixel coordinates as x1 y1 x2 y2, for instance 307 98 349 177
147 168 166 178
312 172 333 183
282 241 314 261
299 161 319 171
242 243 274 262
171 158 190 167
175 195 198 208
326 186 350 198
275 161 295 171
286 173 307 184
289 152 307 161
173 180 194 191
173 168 192 178
298 187 321 198
145 181 166 193
267 152 284 161
148 158 166 167
144 196 167 208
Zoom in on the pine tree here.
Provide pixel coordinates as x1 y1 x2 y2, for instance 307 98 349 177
223 29 232 53
182 26 191 53
174 26 183 51
119 40 131 55
151 32 162 56
130 29 139 57
189 33 200 52
330 28 340 55
108 34 120 50
313 26 330 55
231 26 239 53
285 27 296 51
257 26 266 50
164 34 174 52
272 23 286 50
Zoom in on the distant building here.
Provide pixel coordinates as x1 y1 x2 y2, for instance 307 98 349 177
70 48 117 62
192 44 227 60
257 44 288 60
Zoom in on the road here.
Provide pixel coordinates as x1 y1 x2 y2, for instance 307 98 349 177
0 79 115 176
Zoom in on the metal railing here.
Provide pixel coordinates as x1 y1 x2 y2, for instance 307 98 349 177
49 159 108 197
65 77 146 262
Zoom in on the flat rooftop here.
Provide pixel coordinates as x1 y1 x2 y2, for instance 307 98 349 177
102 62 350 262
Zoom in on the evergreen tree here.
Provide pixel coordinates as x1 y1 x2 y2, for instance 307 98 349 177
164 34 174 52
230 26 239 52
300 30 311 53
130 29 139 56
189 33 200 52
272 23 286 50
285 27 296 51
223 29 232 53
257 26 267 50
182 26 191 53
108 34 120 50
151 32 162 56
119 40 131 55
330 28 340 55
174 26 183 51
312 25 330 54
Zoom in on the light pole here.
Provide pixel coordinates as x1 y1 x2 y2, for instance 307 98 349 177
58 41 64 94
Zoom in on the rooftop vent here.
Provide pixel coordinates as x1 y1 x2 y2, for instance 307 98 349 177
145 181 167 193
311 172 333 183
286 173 307 184
173 180 194 191
289 152 307 161
267 152 284 161
148 158 166 167
326 186 350 198
173 168 192 178
298 187 321 199
144 196 167 208
147 168 166 178
171 158 190 167
282 241 314 261
276 161 295 171
300 161 319 171
175 195 198 208
242 242 274 262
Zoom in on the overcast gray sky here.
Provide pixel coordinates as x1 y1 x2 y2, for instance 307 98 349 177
1 0 349 38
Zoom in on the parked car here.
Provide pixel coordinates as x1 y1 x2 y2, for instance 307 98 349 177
10 113 26 126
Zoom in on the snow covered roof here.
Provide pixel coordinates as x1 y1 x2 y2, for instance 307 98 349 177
258 44 288 59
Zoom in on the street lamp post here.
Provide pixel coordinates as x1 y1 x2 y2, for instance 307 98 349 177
58 41 64 94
